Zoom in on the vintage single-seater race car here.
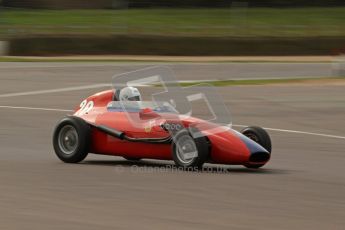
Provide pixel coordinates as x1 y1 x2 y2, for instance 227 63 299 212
53 90 272 169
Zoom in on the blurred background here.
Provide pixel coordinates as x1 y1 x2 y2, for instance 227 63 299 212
0 0 345 56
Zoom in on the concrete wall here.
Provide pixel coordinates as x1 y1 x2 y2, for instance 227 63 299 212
0 41 9 56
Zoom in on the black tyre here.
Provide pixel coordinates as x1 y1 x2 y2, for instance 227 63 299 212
241 126 271 152
171 129 209 169
245 164 264 169
53 116 91 163
124 157 142 161
241 126 271 169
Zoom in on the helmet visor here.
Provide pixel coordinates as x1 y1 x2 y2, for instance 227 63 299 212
128 96 141 101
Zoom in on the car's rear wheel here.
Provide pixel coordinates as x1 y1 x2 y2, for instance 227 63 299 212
241 126 271 169
172 129 209 170
53 116 91 163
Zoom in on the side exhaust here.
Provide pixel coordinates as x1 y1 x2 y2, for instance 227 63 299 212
97 125 125 139
94 124 171 144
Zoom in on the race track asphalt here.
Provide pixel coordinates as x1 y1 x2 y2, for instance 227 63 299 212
0 62 344 230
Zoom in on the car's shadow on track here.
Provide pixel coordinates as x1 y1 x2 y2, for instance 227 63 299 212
82 160 288 175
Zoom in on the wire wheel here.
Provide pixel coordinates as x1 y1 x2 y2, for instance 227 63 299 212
58 125 79 155
175 135 198 164
171 129 209 169
53 116 90 163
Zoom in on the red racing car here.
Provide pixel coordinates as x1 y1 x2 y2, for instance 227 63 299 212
53 90 272 169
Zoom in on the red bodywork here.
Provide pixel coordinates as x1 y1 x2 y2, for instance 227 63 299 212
74 90 270 166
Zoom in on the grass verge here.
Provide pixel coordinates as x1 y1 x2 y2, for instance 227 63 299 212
2 8 345 56
1 8 345 37
0 56 333 63
177 77 345 87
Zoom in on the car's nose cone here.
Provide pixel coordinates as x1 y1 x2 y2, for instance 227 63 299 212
234 131 271 163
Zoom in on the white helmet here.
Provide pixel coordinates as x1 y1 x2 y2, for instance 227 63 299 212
119 87 142 101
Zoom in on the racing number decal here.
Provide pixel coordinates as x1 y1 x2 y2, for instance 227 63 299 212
77 100 94 115
79 100 87 111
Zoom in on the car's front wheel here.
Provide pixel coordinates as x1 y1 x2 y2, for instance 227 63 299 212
53 116 91 163
241 126 272 169
171 129 209 170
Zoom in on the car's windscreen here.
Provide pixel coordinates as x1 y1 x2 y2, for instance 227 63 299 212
107 101 178 114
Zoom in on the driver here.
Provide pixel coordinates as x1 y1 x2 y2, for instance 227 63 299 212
117 86 142 101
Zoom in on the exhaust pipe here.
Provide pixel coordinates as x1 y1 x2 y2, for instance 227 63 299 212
94 124 171 144
97 125 125 139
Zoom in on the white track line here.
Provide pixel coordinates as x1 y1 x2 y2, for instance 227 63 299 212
232 124 345 140
0 105 73 112
0 83 156 98
0 84 111 98
0 105 344 140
